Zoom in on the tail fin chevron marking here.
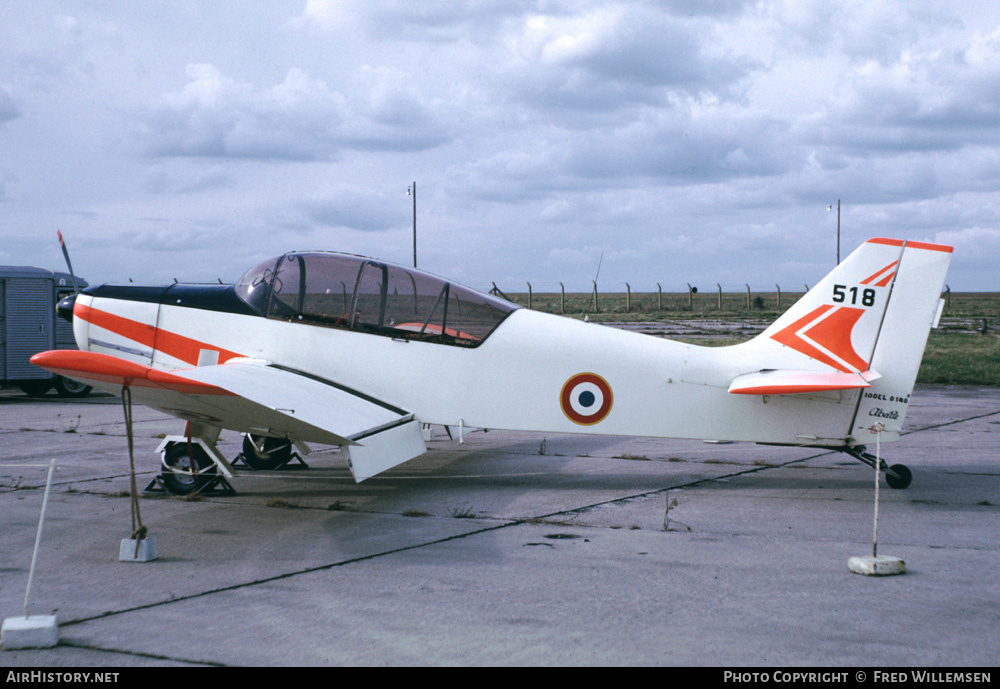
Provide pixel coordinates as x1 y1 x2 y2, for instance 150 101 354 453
861 261 898 287
770 305 869 373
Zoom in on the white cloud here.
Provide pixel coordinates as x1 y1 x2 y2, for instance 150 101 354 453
143 65 348 160
3 1 1000 290
141 63 454 160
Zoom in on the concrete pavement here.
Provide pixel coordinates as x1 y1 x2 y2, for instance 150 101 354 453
1 386 997 666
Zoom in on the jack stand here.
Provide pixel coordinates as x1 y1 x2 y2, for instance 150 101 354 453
144 473 236 497
231 451 308 471
156 435 235 478
143 475 169 493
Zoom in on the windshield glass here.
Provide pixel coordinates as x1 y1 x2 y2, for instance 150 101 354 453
235 252 518 347
234 257 279 314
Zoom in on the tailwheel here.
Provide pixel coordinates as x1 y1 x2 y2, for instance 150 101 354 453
241 434 293 470
161 442 217 495
884 463 912 490
843 447 913 490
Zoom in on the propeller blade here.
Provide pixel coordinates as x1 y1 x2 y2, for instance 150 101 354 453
57 230 80 296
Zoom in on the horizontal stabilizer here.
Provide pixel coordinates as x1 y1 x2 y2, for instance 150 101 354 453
729 369 881 396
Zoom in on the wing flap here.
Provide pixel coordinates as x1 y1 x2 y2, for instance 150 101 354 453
729 369 881 395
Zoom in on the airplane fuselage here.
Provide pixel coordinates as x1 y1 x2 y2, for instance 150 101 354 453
72 288 861 448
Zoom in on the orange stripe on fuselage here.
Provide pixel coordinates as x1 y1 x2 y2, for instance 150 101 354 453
75 302 244 366
75 302 156 349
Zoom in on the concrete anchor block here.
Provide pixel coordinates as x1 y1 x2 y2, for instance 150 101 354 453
848 555 905 576
120 537 158 562
1 615 59 650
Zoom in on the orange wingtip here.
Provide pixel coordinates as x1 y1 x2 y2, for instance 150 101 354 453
30 350 233 396
867 238 953 253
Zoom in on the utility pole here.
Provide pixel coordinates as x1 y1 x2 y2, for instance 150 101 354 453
407 182 417 267
829 199 841 265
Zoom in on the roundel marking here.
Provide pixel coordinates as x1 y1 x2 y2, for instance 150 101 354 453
560 373 613 426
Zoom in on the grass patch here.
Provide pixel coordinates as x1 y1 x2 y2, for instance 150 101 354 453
917 332 1000 385
265 498 300 509
402 509 431 517
448 503 476 518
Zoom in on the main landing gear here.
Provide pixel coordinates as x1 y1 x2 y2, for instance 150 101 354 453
240 434 295 471
146 435 235 497
149 433 306 496
159 442 220 496
843 446 913 489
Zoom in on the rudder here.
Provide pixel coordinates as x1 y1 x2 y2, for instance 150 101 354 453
847 239 952 444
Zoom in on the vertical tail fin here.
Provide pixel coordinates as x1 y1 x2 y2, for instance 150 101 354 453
847 239 952 443
745 238 952 443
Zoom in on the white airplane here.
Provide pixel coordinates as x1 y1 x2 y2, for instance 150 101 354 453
32 237 952 495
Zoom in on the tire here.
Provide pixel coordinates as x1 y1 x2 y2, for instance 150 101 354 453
54 376 92 398
161 442 217 495
885 463 912 490
19 380 53 397
242 434 293 471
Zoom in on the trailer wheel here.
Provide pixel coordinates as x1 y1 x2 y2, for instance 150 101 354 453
54 376 92 398
18 380 52 397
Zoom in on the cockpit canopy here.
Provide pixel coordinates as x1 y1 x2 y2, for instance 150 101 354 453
235 252 518 347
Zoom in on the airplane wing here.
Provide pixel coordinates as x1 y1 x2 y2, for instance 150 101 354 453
30 350 426 482
728 369 881 395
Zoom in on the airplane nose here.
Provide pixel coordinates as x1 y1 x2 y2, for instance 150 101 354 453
56 293 76 322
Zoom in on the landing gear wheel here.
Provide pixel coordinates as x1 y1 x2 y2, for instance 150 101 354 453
885 463 912 490
54 375 92 398
242 434 293 470
161 442 217 495
19 380 52 397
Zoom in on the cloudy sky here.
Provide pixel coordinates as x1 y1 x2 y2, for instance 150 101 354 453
2 1 999 294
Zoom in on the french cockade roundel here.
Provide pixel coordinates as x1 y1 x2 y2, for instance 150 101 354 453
560 373 613 426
